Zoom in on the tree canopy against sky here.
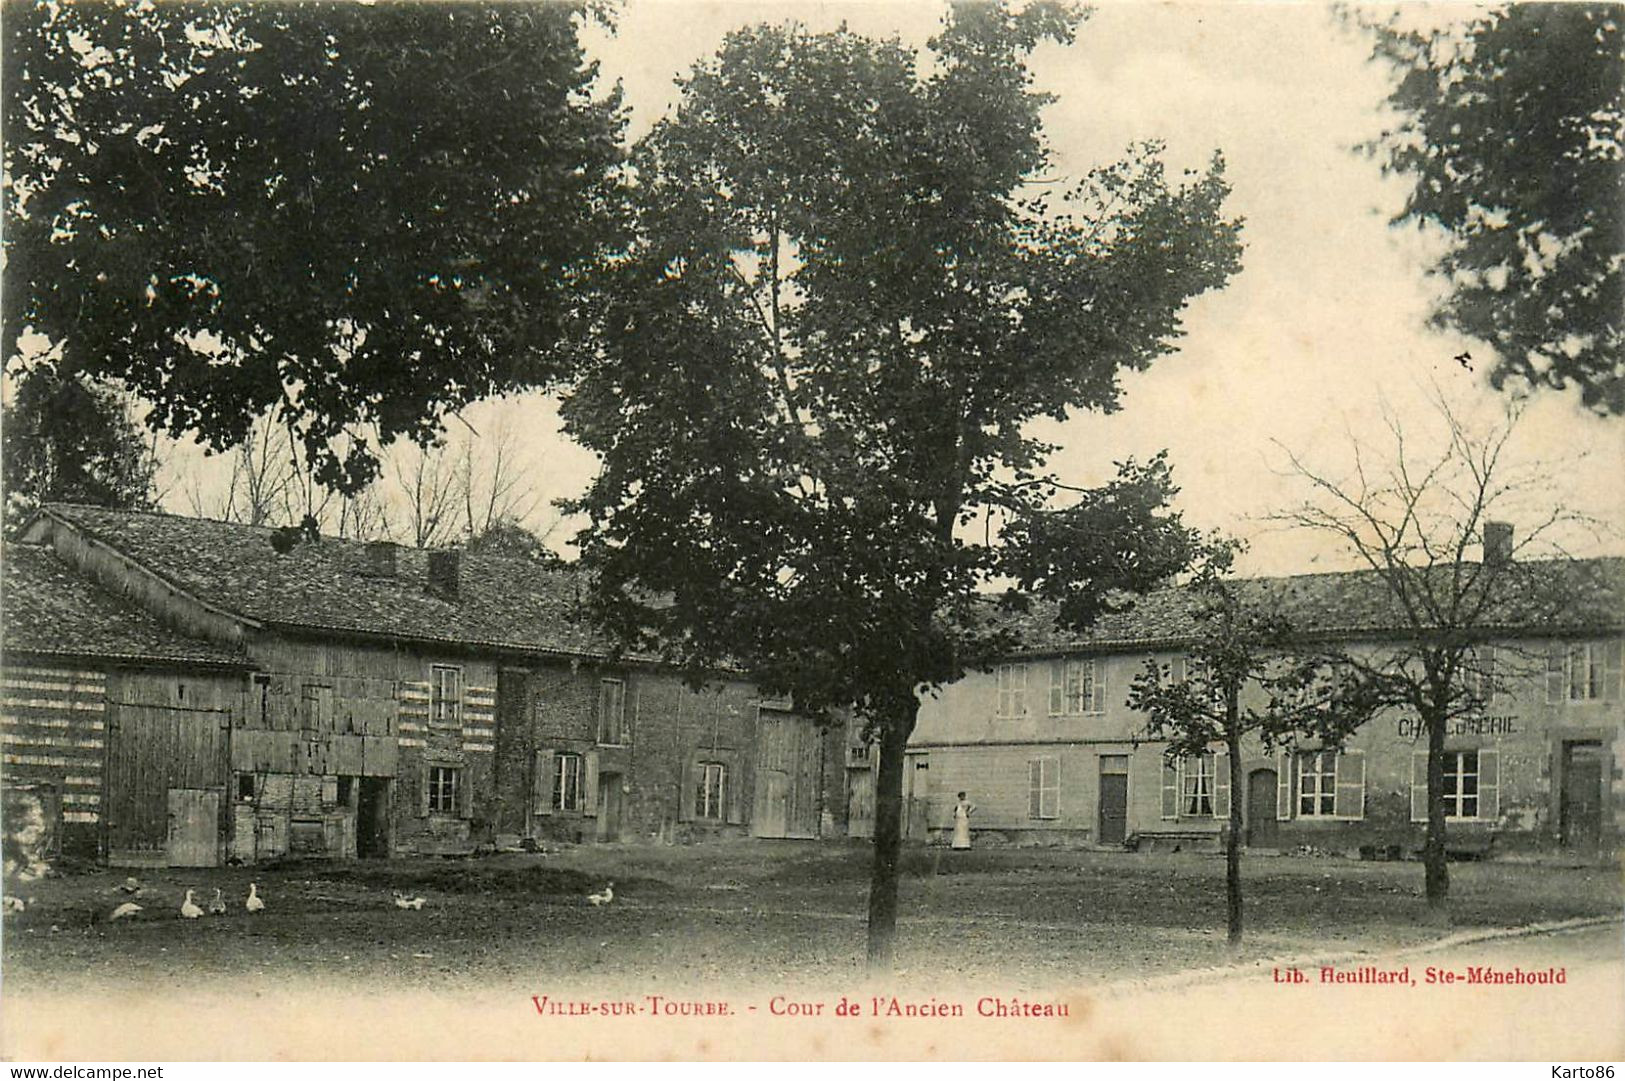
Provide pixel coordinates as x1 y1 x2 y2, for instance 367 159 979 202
2 366 157 524
1367 4 1624 414
561 2 1244 964
3 0 624 491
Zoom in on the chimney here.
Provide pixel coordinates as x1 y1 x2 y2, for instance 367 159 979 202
428 549 461 600
366 540 399 578
1483 521 1514 567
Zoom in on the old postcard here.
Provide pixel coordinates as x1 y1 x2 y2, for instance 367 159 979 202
1 0 1621 1063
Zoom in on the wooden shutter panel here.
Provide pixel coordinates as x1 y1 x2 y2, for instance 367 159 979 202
1160 760 1178 819
1092 661 1106 713
1410 751 1428 822
1603 641 1623 703
1213 751 1230 820
1333 751 1365 820
419 763 431 818
1546 644 1565 704
726 760 744 824
1049 662 1064 716
1477 749 1499 821
1276 751 1292 820
680 758 696 821
583 751 600 816
534 749 555 816
458 764 472 819
1029 759 1042 818
1043 757 1059 818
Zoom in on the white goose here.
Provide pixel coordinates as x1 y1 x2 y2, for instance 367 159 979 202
207 888 227 916
245 883 265 913
587 882 615 907
109 902 143 921
392 890 427 911
179 889 204 919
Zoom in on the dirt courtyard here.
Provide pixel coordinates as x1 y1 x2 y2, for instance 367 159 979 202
3 840 1620 996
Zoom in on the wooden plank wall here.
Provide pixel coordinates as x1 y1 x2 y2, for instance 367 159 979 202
0 664 108 839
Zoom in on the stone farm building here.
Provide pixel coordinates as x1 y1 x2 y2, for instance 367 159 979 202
888 544 1624 861
3 504 843 867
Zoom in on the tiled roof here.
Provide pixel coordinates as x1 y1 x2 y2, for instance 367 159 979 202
1 543 250 667
36 504 613 657
996 557 1625 657
27 504 1625 663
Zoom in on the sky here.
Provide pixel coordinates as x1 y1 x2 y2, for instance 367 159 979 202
164 1 1625 576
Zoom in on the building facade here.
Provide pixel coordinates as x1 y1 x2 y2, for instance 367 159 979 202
5 505 844 867
901 558 1624 860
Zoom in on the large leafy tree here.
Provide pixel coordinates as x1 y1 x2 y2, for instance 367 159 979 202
3 367 158 524
1128 542 1375 948
562 3 1243 966
1366 5 1624 414
3 0 624 490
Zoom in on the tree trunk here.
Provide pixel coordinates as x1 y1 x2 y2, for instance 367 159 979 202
1225 729 1244 947
866 693 919 972
1424 711 1450 910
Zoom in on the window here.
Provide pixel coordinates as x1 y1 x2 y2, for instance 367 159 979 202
427 766 461 815
1170 655 1188 684
237 773 257 802
696 762 728 820
1547 641 1622 704
1027 757 1059 819
1412 749 1498 823
300 683 333 729
996 663 1027 717
598 679 626 744
554 752 584 812
1297 751 1337 818
252 673 272 724
1441 750 1479 820
1048 658 1104 715
431 665 462 724
1182 753 1214 816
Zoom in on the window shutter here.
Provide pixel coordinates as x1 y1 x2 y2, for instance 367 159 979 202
1029 759 1042 818
1049 662 1064 716
1410 751 1428 822
1043 757 1059 818
1091 661 1106 713
1213 751 1230 820
1477 749 1500 821
583 751 600 816
1546 644 1565 704
458 765 472 819
534 749 555 817
1333 750 1365 820
1276 751 1292 820
680 759 696 822
419 764 431 818
1604 641 1623 703
726 763 744 825
1160 761 1178 820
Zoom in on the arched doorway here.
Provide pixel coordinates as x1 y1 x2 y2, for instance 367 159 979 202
1246 768 1279 848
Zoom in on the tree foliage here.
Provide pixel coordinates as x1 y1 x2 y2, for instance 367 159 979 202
562 3 1243 964
3 0 624 490
2 367 158 523
1366 5 1624 413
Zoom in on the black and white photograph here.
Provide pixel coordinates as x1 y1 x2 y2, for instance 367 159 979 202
0 0 1621 1064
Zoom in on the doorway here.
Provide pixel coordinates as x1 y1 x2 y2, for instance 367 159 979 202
1246 768 1280 848
356 777 391 858
1560 742 1603 852
596 772 623 842
1097 756 1129 845
166 788 220 867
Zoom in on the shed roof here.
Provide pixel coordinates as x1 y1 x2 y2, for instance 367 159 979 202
35 503 611 658
1 542 250 668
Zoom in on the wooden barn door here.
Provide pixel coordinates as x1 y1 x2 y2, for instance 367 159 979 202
107 704 228 867
753 708 821 839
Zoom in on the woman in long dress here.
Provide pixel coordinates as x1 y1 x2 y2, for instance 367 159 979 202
951 791 975 850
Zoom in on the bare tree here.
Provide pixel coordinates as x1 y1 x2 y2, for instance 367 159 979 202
181 413 296 527
391 441 461 549
1274 390 1597 911
456 409 542 542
